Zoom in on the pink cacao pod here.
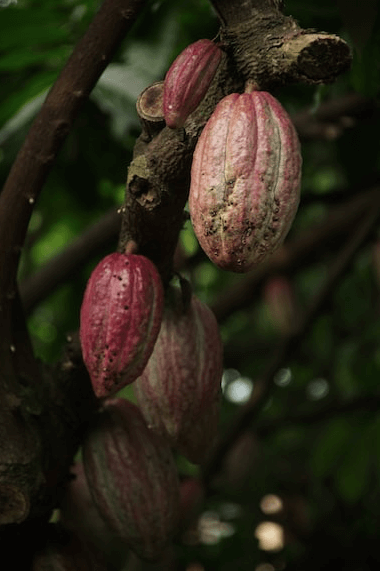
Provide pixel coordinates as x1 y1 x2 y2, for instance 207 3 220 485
134 287 223 464
82 398 180 562
189 90 302 272
163 39 223 129
80 252 164 398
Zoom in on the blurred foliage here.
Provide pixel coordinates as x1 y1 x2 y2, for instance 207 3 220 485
0 0 379 570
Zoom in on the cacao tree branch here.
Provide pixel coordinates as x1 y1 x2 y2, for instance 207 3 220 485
257 395 380 438
293 92 377 141
210 0 351 86
0 0 147 535
20 208 121 313
204 203 379 487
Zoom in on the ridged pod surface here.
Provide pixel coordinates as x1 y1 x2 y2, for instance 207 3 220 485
134 287 223 464
80 253 164 398
59 463 129 568
189 91 302 272
82 398 179 562
163 39 223 129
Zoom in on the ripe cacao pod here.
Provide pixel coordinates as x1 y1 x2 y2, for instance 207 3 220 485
80 253 164 398
189 90 302 272
163 39 223 129
82 398 180 561
134 286 223 464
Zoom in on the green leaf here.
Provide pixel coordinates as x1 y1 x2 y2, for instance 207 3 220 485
0 7 69 50
0 71 57 128
0 46 69 71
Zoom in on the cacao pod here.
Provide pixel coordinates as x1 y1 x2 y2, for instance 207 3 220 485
82 398 180 561
189 90 302 272
59 462 129 569
163 39 223 129
134 286 223 464
80 252 164 398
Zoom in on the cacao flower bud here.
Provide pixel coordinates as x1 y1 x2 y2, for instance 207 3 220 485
82 398 180 561
32 526 108 571
189 90 302 272
134 286 223 464
80 252 164 398
163 39 223 129
59 462 129 569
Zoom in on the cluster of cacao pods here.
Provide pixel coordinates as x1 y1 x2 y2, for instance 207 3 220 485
72 34 303 564
163 39 302 273
75 244 223 560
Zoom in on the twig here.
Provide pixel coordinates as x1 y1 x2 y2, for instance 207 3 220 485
204 204 379 486
257 395 380 438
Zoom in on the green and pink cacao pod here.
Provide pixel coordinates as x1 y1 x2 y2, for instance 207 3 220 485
163 39 223 129
189 90 302 272
82 398 179 562
80 253 164 398
134 287 223 464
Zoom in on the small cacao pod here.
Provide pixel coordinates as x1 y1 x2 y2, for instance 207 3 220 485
189 90 302 272
80 252 164 398
163 39 223 129
134 286 223 464
82 398 180 562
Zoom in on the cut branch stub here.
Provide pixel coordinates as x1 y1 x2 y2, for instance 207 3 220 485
136 81 165 141
282 33 352 83
221 18 351 88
